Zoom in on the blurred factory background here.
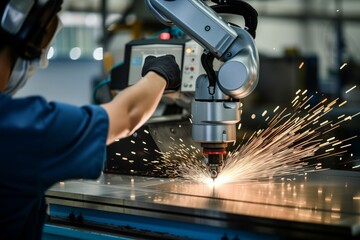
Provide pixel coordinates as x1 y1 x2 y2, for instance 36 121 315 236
15 0 359 169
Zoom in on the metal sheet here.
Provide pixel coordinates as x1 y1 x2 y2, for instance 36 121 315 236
46 170 360 238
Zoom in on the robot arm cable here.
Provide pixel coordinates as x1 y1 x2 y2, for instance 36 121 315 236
210 0 258 39
200 52 217 96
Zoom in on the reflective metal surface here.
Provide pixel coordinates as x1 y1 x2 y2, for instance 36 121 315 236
46 170 360 238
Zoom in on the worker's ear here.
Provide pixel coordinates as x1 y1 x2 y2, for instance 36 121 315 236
0 0 63 60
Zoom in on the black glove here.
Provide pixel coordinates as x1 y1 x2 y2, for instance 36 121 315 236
141 55 181 90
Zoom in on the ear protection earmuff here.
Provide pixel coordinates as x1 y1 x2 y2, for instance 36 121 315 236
0 0 63 60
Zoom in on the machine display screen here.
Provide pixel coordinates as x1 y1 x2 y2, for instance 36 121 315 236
110 39 190 91
128 44 184 86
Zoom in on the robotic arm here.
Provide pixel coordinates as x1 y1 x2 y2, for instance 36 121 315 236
145 0 259 180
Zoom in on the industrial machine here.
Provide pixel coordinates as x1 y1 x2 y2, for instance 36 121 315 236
145 0 259 180
109 0 259 180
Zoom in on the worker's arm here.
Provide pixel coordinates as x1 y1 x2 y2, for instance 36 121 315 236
101 71 165 144
101 55 180 145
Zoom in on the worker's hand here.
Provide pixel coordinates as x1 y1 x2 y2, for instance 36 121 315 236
141 55 181 90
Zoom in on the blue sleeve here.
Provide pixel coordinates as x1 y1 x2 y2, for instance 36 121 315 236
0 94 109 193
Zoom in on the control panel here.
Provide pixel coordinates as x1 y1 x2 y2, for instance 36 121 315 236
181 40 206 92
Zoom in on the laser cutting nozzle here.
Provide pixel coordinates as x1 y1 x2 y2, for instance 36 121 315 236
204 150 226 180
210 165 219 180
202 143 227 180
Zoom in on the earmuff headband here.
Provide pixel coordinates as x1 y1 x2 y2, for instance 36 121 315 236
0 0 63 60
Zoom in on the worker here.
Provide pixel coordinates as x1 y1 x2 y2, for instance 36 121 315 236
0 0 181 239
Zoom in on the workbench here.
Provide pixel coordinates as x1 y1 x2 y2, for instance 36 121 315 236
44 170 360 239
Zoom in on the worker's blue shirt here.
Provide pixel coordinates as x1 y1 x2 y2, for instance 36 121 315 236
0 93 109 240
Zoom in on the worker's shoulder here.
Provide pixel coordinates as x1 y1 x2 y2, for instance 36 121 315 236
0 93 108 128
0 93 47 108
